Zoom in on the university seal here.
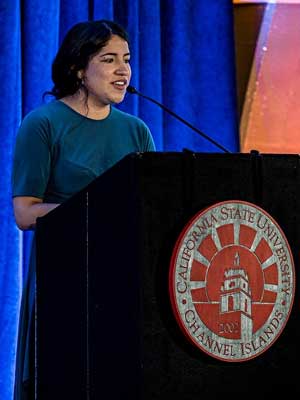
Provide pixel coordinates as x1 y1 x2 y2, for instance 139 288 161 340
169 200 295 362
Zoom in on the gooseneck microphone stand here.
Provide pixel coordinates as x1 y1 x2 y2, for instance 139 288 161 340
126 85 231 154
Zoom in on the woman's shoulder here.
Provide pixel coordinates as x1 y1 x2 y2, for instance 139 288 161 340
16 100 69 143
22 100 63 122
19 100 73 135
111 106 148 127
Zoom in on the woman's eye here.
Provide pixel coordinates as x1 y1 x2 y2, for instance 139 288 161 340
102 58 114 63
124 59 130 63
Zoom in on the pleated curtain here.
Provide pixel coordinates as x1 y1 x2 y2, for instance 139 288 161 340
0 1 239 398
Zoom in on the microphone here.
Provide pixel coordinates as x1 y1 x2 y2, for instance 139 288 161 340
126 85 231 154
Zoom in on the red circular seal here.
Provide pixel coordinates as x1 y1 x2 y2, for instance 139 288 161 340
169 200 295 362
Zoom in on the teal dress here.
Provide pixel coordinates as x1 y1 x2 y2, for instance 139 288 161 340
12 100 156 399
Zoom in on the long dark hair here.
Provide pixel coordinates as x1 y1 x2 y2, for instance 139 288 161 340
45 20 129 99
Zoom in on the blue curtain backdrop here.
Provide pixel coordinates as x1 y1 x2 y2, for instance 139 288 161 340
0 0 239 398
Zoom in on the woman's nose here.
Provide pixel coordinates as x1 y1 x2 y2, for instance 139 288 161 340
115 61 130 75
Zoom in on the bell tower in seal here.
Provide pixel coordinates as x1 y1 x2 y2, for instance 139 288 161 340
220 253 253 341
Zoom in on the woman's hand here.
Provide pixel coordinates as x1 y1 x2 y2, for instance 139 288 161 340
13 196 60 230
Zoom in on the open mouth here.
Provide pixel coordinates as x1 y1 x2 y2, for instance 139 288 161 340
112 80 127 89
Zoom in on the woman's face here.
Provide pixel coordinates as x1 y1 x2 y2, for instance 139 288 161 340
81 34 131 107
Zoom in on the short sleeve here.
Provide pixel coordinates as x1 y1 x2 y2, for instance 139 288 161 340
12 111 52 199
143 124 156 152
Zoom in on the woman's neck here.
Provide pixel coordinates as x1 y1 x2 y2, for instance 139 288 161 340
60 91 110 120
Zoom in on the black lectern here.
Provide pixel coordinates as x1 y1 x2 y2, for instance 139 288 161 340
36 151 300 399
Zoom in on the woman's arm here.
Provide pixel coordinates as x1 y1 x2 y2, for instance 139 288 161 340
13 196 60 231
